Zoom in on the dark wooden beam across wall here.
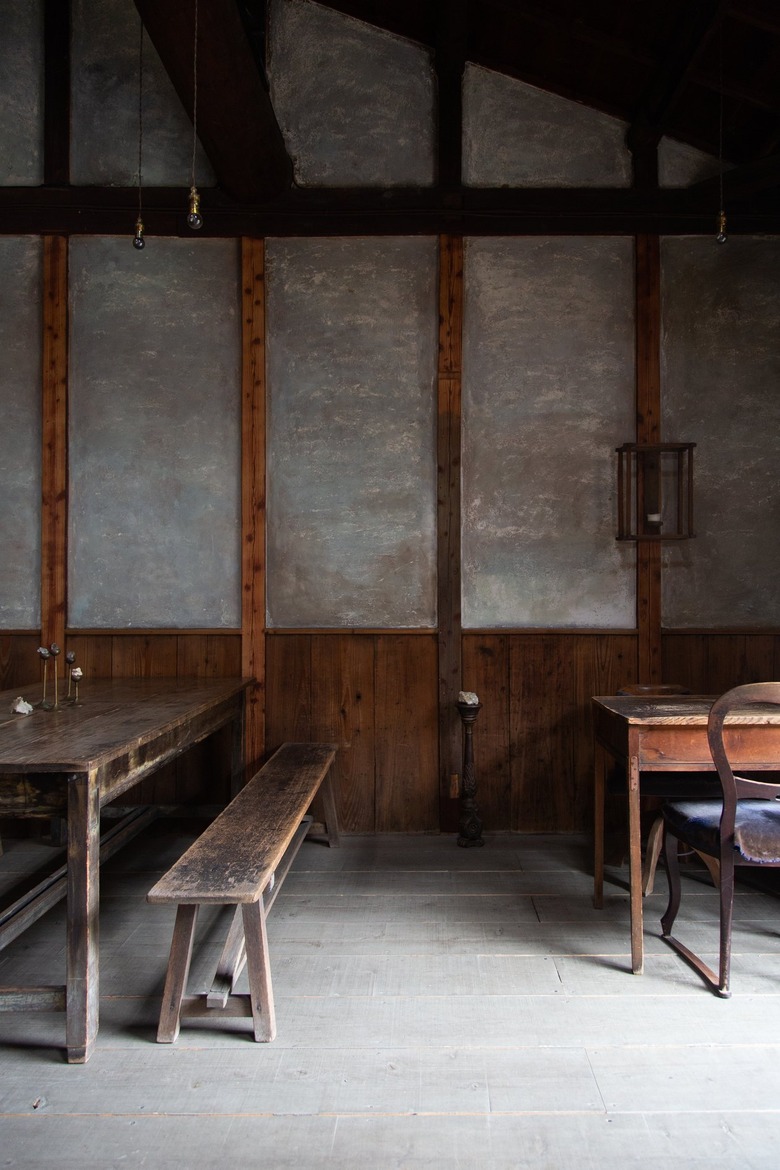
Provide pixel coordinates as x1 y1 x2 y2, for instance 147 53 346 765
132 0 292 201
2 184 778 236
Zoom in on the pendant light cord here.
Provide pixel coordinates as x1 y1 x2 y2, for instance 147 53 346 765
137 18 144 220
191 0 199 188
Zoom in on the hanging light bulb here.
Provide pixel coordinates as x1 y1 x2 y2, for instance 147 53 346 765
187 0 203 230
715 28 727 246
716 209 727 245
133 17 147 249
187 185 203 230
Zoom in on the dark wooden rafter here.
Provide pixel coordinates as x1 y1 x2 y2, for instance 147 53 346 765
435 1 467 194
44 0 71 185
132 0 292 201
626 0 729 154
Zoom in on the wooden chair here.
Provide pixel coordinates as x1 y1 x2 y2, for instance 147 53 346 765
608 684 720 893
660 681 780 996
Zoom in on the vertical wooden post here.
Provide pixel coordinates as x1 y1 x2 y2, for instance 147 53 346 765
438 235 464 830
635 234 662 683
41 235 68 654
241 238 266 774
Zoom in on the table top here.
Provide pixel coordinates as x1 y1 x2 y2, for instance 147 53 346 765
593 694 780 727
0 677 251 773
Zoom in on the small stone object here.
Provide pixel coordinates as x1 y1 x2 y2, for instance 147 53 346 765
458 691 480 705
11 696 33 715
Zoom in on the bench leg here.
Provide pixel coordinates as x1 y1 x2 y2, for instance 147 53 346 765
320 770 341 848
241 901 276 1041
157 904 199 1043
207 906 247 1008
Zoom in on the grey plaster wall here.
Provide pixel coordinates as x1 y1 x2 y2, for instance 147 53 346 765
463 65 632 188
0 0 43 185
70 0 213 187
268 0 435 187
658 138 723 188
661 237 780 627
266 237 438 628
0 238 42 629
462 237 636 628
68 238 241 628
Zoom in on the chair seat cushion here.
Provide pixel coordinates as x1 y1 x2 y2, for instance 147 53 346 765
663 799 780 864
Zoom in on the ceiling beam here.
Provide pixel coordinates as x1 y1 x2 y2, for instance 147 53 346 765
2 184 777 237
133 0 292 202
626 0 729 153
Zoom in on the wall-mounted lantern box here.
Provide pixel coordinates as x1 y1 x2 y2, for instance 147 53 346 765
616 442 695 541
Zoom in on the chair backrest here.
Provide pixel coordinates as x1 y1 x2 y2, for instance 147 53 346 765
707 682 780 827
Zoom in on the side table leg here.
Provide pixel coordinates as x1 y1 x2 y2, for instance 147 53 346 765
593 744 606 908
627 756 644 975
66 772 100 1062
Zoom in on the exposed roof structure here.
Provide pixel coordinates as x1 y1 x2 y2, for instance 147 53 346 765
3 0 778 235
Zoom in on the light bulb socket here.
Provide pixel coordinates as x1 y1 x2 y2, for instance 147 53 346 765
133 216 145 249
716 210 727 244
187 185 203 230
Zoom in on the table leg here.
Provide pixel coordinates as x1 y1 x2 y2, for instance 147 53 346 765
627 755 644 974
66 772 100 1063
230 694 246 797
593 743 606 909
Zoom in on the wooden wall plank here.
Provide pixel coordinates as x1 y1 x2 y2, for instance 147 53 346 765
461 634 511 830
40 235 68 653
310 634 376 833
375 634 438 832
176 634 241 678
663 632 780 695
110 635 178 677
265 634 312 749
510 635 576 832
0 635 41 692
437 234 463 831
241 237 266 774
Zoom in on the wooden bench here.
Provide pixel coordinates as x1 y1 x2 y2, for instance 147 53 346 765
147 742 339 1043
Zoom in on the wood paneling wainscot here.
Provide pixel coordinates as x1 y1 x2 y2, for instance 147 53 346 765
464 632 638 832
266 632 438 833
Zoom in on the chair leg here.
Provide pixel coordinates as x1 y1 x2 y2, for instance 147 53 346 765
642 815 664 895
157 903 199 1043
718 855 735 998
660 825 682 936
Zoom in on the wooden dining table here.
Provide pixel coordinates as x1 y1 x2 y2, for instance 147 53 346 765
592 693 780 976
0 676 251 1062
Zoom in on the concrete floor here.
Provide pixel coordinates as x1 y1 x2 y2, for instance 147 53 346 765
2 825 780 1168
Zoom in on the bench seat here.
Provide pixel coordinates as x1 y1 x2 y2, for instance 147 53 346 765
147 742 339 1043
